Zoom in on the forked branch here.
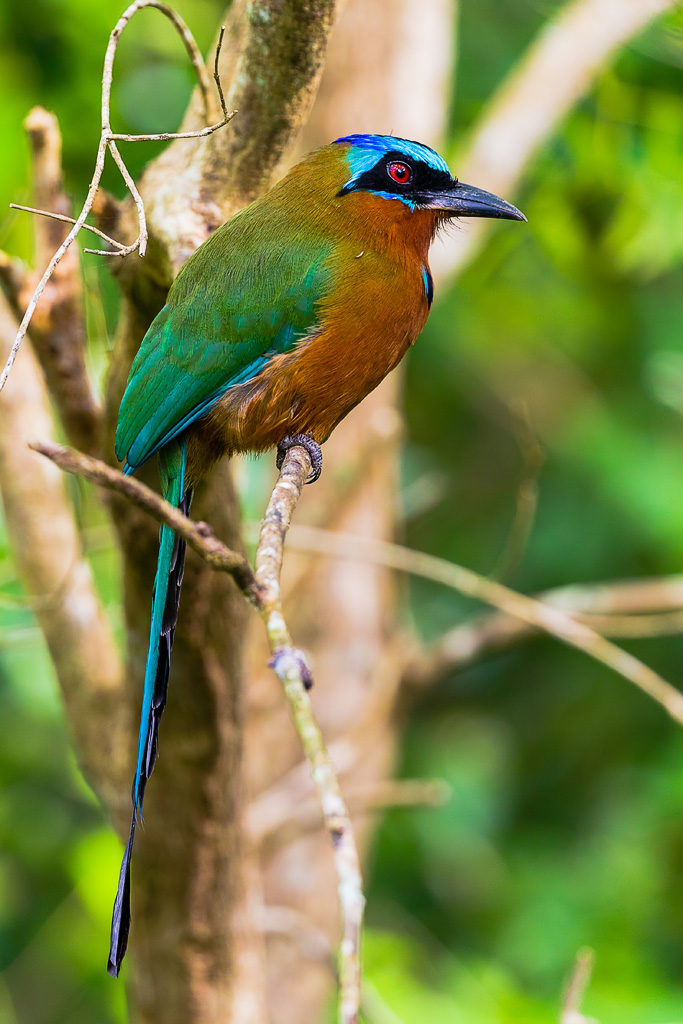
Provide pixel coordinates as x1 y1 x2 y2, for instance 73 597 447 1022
276 525 683 730
0 0 235 396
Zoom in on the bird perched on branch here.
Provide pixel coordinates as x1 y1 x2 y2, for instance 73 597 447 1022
109 133 525 975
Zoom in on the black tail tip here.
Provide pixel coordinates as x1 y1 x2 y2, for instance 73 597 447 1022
108 814 135 978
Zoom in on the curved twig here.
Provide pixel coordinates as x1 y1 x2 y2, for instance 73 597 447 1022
29 440 260 601
0 0 234 395
9 204 126 251
275 524 683 730
35 439 683 734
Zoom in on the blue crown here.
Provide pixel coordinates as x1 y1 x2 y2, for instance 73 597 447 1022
334 133 450 182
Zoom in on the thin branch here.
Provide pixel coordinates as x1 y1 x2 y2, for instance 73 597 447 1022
31 440 260 602
249 777 450 848
0 0 234 395
9 204 126 251
561 948 597 1024
107 121 236 144
0 295 124 807
581 609 683 637
254 447 365 1024
107 29 231 144
276 525 683 729
101 138 148 258
101 1 215 127
407 576 683 680
33 439 683 735
213 26 228 122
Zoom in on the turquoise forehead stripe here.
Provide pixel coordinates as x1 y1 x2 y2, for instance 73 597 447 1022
334 133 451 189
361 189 417 209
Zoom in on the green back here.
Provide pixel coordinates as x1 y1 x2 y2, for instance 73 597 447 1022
115 199 335 471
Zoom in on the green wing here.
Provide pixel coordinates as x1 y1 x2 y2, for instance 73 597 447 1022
115 202 334 472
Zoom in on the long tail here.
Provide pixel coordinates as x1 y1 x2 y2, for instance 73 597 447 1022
108 438 191 977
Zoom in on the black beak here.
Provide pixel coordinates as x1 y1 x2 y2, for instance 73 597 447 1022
421 180 526 221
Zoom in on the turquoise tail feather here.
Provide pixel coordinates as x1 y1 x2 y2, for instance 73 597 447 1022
108 438 190 977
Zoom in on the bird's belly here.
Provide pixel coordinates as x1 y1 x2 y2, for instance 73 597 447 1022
188 263 429 478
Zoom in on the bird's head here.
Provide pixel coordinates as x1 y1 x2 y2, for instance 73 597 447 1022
332 133 525 223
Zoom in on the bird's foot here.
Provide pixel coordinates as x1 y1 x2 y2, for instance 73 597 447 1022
276 433 323 484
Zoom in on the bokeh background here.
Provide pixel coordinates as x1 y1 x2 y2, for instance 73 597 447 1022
2 1 683 1021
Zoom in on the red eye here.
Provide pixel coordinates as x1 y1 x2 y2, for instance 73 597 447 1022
387 161 411 184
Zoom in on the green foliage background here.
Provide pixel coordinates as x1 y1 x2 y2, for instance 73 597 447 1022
1 1 683 1021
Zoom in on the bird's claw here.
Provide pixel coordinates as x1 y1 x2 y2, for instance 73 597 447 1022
276 433 323 484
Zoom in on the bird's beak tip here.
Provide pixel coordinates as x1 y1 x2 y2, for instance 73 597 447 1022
432 180 527 223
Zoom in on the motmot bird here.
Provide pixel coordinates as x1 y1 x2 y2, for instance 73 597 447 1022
109 133 525 976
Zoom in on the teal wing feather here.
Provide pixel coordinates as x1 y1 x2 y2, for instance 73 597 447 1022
109 437 188 977
115 204 335 472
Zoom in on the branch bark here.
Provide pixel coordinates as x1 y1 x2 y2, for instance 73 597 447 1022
30 440 260 599
21 107 103 454
255 448 365 1024
139 0 341 276
0 292 123 808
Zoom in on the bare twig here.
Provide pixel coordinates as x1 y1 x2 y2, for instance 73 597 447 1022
408 576 683 680
276 525 683 729
581 610 683 637
249 777 450 848
30 440 260 602
10 204 126 251
33 439 683 734
254 447 365 1024
0 295 123 807
106 25 230 144
0 0 235 395
20 107 103 454
561 949 597 1024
